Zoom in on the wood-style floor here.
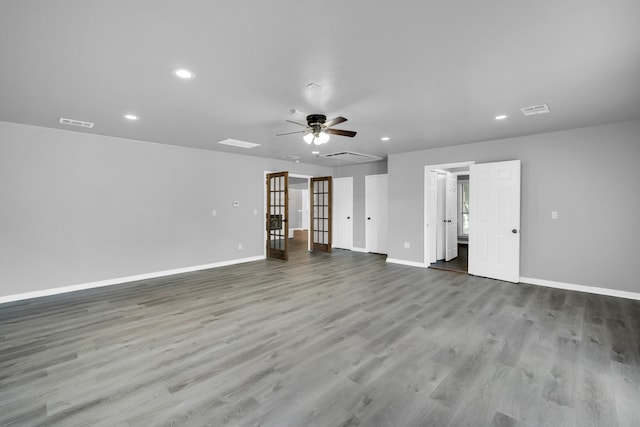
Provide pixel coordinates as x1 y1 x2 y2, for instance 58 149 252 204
1 249 639 426
429 244 468 273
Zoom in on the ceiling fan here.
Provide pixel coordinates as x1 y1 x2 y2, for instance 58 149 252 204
276 114 357 145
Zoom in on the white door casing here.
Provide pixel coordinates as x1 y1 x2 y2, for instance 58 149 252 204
445 171 458 261
365 174 388 254
333 177 353 250
468 160 521 283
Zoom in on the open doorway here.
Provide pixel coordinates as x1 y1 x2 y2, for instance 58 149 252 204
424 161 474 274
288 176 310 253
266 171 332 260
429 171 469 273
424 160 522 283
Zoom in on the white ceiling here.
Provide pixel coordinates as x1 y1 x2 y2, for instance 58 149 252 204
1 1 639 166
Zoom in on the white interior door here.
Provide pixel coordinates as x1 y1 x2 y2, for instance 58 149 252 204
436 174 446 260
365 174 388 254
428 171 438 263
468 160 521 283
333 177 353 249
445 172 458 261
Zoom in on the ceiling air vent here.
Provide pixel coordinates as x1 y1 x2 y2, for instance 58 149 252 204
59 117 94 128
321 151 383 163
282 154 300 160
217 138 260 149
520 104 550 116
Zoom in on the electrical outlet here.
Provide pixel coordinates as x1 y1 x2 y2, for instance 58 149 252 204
212 210 216 217
233 201 240 207
238 243 243 250
404 242 411 249
253 209 258 215
551 211 558 220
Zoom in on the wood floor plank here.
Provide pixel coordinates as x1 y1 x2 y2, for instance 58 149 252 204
1 249 639 426
576 367 619 427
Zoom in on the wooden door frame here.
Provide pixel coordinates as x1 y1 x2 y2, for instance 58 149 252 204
263 171 313 257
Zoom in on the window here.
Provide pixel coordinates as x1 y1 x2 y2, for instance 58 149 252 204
458 180 469 236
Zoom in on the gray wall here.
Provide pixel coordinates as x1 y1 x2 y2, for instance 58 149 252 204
388 120 640 293
333 161 388 249
0 121 332 298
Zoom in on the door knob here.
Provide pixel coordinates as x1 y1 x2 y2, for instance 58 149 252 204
347 216 351 219
512 229 518 234
367 217 371 220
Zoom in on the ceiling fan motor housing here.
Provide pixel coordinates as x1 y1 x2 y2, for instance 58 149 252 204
306 114 327 127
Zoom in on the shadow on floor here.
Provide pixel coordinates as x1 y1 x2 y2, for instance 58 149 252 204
429 243 468 273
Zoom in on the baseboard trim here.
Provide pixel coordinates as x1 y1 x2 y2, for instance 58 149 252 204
0 255 266 304
386 258 428 268
520 277 640 301
351 247 368 253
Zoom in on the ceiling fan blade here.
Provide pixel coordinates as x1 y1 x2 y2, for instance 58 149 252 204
326 128 357 138
285 119 308 128
324 116 347 127
276 130 307 136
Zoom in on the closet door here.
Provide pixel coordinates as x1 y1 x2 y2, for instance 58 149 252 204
332 177 353 250
365 174 388 254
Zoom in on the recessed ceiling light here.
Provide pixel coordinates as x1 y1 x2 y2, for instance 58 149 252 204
312 150 320 155
381 137 390 141
124 114 139 121
173 68 195 79
494 114 508 120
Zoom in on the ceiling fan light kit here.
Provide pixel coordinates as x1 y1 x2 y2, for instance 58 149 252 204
303 131 330 145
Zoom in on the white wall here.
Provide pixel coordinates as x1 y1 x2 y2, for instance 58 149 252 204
0 121 332 299
387 120 640 294
288 188 303 229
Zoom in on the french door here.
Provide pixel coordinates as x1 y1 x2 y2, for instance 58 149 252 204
310 176 332 252
266 171 288 260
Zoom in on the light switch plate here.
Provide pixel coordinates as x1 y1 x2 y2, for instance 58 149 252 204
551 211 558 220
